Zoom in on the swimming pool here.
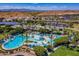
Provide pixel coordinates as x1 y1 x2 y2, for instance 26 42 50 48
2 35 26 50
27 33 62 48
2 33 62 50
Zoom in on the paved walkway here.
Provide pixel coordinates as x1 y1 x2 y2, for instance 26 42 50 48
0 51 36 56
10 52 36 56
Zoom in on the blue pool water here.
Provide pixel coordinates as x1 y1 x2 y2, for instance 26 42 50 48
2 33 62 50
27 34 62 48
2 35 26 50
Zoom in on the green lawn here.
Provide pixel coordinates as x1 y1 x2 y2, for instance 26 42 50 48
0 33 9 39
50 46 79 56
0 34 5 39
54 36 68 45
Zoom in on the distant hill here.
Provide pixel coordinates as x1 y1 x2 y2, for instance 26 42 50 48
37 10 79 16
0 10 79 18
0 12 32 18
1 9 79 15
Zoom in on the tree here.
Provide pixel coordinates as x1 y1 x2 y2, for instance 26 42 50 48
4 25 13 33
9 27 24 35
33 46 48 56
0 27 4 33
9 30 16 35
47 45 54 52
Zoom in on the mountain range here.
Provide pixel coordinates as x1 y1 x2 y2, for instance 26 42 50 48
0 9 47 12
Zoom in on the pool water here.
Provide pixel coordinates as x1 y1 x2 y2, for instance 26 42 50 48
27 33 62 48
2 35 26 50
2 33 62 50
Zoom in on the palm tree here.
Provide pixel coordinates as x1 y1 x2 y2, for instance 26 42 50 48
20 21 25 40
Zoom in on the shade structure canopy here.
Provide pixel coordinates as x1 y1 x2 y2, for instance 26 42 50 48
0 22 20 25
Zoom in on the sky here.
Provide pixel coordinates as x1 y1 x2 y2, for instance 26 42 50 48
0 3 79 10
